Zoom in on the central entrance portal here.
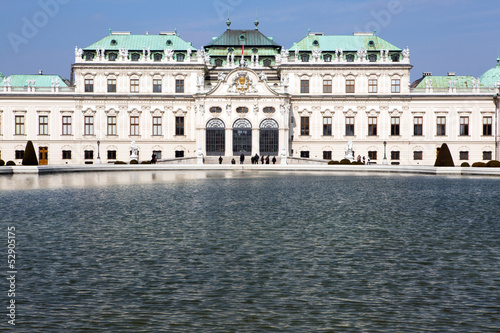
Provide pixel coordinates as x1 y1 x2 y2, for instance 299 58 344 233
233 119 252 156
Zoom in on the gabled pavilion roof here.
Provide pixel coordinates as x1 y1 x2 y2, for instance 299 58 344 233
84 33 196 51
291 33 402 52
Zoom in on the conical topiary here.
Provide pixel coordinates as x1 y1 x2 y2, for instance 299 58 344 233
434 143 454 167
22 141 38 166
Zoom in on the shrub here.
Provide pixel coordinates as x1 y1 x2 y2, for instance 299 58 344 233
130 160 139 164
22 141 38 166
114 161 127 165
340 159 351 164
0 159 5 166
460 162 470 167
472 162 487 167
6 161 16 166
141 161 151 164
486 160 500 167
352 161 364 165
434 143 454 167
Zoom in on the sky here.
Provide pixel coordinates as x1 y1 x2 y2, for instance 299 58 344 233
0 0 499 82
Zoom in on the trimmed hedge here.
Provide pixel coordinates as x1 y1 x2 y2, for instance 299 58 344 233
114 161 127 164
434 143 454 167
6 161 16 166
328 160 340 165
130 160 139 164
460 162 470 167
486 160 500 167
352 161 364 165
340 159 351 164
472 162 487 167
0 159 5 166
22 141 38 166
141 161 151 164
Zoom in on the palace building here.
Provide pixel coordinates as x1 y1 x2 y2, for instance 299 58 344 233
1 20 499 165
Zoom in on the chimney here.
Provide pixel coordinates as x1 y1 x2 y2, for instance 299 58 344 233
423 72 432 77
447 72 455 76
39 70 43 75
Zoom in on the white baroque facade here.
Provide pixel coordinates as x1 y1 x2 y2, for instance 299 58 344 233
1 24 499 165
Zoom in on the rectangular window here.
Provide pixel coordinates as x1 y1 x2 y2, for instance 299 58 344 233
323 80 332 93
437 116 446 136
130 79 139 93
107 116 117 135
15 115 25 135
345 117 354 136
459 151 469 160
15 150 24 159
175 116 184 135
84 116 94 135
346 79 355 93
391 151 400 160
62 116 72 135
84 79 94 92
368 117 377 136
62 150 72 160
459 116 469 136
323 151 332 160
153 79 162 93
391 117 400 136
483 151 492 161
153 150 162 160
323 117 332 136
368 79 377 93
300 116 309 135
483 116 492 136
107 79 116 93
414 151 423 160
368 151 377 160
175 150 184 158
301 80 309 93
84 150 94 160
175 79 184 93
414 117 423 136
107 150 117 160
39 115 48 135
391 79 400 93
300 151 310 158
130 116 139 136
153 117 162 136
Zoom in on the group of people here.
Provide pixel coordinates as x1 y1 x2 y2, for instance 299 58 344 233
219 154 277 165
357 155 371 165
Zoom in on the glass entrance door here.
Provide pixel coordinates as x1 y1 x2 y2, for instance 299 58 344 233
233 119 252 156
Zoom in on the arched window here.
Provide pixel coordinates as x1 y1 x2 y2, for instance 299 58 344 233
177 53 185 62
85 52 94 61
263 59 272 67
206 119 225 156
391 54 400 62
210 107 222 113
154 53 162 62
263 107 275 113
368 54 377 62
346 54 355 62
260 119 279 156
215 59 223 67
323 54 332 62
233 119 252 156
131 53 140 61
236 107 248 114
108 53 117 61
301 54 309 62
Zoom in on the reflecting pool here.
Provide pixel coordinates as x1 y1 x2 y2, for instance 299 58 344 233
1 171 500 332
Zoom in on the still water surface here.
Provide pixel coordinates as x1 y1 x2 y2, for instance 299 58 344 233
1 171 500 332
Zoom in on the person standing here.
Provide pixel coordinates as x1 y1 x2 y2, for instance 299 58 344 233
151 153 156 164
266 156 270 164
272 156 276 164
261 156 264 164
240 153 245 164
219 156 223 164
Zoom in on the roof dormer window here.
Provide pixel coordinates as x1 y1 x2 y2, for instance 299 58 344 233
323 54 332 62
166 40 172 45
346 54 355 62
239 34 246 41
131 53 140 61
111 39 117 46
312 40 319 46
368 40 375 47
391 54 400 62
368 54 377 62
154 53 162 61
301 54 309 62
108 53 117 61
176 53 185 62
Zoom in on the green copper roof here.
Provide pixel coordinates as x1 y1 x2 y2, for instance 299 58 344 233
84 34 196 51
6 75 69 87
480 58 500 87
291 34 402 52
205 29 281 48
411 75 476 89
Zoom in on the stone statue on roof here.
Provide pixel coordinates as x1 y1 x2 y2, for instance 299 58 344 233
357 47 366 61
75 46 83 58
259 71 267 81
164 49 174 61
312 48 322 61
402 47 410 59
